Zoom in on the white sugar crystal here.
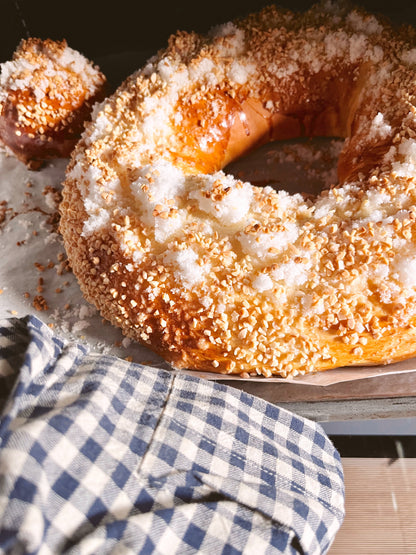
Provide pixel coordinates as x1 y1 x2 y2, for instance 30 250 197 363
401 48 416 66
189 172 252 224
398 138 416 160
157 56 178 81
252 273 274 292
313 197 336 220
383 145 397 164
73 162 122 235
368 46 384 64
211 23 245 57
372 264 389 280
139 66 190 143
200 296 213 308
212 21 236 37
394 256 416 289
302 293 325 315
189 58 217 83
239 222 299 259
169 66 190 88
0 59 36 89
324 31 349 60
163 248 210 288
357 189 391 221
366 189 391 205
272 258 311 286
58 46 92 77
87 111 111 144
273 190 306 218
82 209 110 235
368 112 392 140
141 97 174 141
349 34 368 63
393 237 407 250
154 210 185 243
392 162 416 178
79 304 95 320
227 61 254 85
392 138 416 178
0 58 42 103
324 30 381 65
131 161 185 225
346 11 383 35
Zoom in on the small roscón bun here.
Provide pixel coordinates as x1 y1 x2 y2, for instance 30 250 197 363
0 38 106 169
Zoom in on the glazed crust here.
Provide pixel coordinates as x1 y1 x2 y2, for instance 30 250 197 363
0 38 106 169
60 3 416 377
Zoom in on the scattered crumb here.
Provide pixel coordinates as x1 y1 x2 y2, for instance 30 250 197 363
33 295 48 311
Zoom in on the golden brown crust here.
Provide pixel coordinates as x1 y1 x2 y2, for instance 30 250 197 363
0 38 107 169
60 3 416 377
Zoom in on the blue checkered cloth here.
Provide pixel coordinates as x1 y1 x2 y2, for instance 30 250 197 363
0 315 344 554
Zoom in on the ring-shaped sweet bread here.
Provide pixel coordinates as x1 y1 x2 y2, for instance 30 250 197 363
60 3 416 377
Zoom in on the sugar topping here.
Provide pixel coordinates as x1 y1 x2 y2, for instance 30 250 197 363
130 161 186 224
368 112 392 141
210 22 246 57
393 138 416 178
189 172 253 225
163 247 211 287
346 11 384 35
238 222 300 260
400 48 416 66
394 256 416 290
0 38 104 101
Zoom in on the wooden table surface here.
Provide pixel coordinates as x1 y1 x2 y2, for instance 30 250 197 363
221 371 416 422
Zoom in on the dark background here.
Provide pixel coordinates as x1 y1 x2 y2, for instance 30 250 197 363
2 1 416 77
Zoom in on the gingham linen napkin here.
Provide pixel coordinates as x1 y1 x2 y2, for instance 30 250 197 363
0 315 344 554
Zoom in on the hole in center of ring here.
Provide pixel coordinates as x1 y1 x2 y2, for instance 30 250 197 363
224 137 345 198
